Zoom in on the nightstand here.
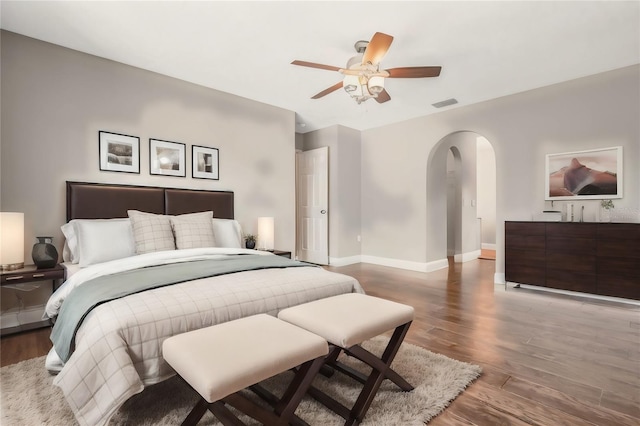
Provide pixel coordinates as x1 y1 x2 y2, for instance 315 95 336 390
0 264 65 336
272 250 292 259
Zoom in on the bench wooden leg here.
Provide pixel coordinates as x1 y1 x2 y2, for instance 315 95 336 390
181 398 209 426
308 321 414 426
276 356 326 420
347 322 413 425
182 355 326 426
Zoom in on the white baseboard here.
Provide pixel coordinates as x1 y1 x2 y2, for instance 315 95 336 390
507 282 640 306
350 255 449 273
329 255 362 267
454 250 481 263
482 243 496 250
494 273 506 290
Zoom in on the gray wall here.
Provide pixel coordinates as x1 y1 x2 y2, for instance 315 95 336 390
2 31 638 285
477 137 497 247
362 64 640 280
301 125 362 261
0 31 297 261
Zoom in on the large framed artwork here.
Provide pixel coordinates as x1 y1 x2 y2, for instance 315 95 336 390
545 146 622 200
149 139 186 177
192 145 219 180
99 131 140 174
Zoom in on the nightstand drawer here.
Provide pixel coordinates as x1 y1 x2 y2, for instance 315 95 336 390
0 266 64 285
272 250 292 259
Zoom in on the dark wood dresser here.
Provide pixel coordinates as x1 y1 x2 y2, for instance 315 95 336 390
505 221 639 300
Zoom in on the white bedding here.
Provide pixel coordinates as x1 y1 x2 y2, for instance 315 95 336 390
47 248 363 426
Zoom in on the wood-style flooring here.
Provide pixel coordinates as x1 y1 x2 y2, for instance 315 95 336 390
1 257 639 425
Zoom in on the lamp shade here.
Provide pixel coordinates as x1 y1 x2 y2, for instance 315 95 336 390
0 212 25 271
368 76 385 95
343 75 362 96
257 217 274 251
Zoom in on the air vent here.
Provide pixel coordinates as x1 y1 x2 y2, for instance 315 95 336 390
432 98 458 108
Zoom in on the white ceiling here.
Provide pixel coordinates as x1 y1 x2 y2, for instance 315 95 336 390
1 1 639 133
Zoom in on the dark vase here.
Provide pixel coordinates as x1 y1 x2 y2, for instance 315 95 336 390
32 236 58 269
245 240 256 249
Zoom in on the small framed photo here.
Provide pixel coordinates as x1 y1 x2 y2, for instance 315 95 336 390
192 145 219 180
149 139 186 177
99 131 140 174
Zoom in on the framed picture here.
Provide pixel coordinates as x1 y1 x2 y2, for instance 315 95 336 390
192 145 219 180
149 139 186 177
99 131 140 174
545 146 622 200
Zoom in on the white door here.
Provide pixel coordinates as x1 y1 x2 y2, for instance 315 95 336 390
296 147 329 264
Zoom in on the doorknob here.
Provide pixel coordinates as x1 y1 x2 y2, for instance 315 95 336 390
320 210 326 214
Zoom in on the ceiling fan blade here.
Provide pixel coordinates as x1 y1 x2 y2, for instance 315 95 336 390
375 89 391 103
386 66 442 78
311 81 344 99
362 32 394 65
291 60 342 72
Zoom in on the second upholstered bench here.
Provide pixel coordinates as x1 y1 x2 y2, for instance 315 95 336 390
163 313 328 426
278 293 415 426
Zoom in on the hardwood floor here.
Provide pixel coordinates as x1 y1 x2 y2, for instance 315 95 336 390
2 258 639 425
325 259 639 426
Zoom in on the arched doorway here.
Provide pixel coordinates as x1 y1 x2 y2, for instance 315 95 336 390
427 131 497 267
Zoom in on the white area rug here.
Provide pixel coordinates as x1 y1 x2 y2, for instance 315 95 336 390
1 336 481 425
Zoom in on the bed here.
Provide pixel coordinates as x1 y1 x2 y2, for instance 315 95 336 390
45 181 364 426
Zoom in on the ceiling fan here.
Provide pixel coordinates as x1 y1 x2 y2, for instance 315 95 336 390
291 32 441 104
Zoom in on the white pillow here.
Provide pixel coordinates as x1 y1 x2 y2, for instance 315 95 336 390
212 218 243 248
128 210 176 254
61 222 79 263
170 211 215 249
61 219 136 267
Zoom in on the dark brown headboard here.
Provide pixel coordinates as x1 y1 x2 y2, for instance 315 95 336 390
66 181 234 221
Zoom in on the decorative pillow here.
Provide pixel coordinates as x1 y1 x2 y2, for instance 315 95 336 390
61 219 136 266
170 211 215 249
75 219 135 267
212 218 243 248
128 210 176 254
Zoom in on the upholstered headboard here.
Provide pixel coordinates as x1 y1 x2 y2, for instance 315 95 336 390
66 181 234 221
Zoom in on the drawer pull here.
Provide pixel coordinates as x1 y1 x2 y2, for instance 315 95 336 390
6 276 24 281
32 273 45 278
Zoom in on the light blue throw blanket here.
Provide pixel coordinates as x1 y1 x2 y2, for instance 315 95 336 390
51 255 311 362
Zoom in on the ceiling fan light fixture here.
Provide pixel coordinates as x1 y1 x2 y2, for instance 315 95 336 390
291 32 441 104
343 75 362 96
367 76 385 95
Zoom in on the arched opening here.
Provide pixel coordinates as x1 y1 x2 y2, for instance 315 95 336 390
427 131 497 271
446 147 462 257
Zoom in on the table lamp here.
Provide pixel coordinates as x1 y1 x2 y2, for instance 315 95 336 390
0 212 25 271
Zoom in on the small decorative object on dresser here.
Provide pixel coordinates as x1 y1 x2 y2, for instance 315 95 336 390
244 233 256 249
600 199 614 222
31 236 58 269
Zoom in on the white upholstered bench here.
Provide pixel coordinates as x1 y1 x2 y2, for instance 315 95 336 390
162 314 328 426
278 293 415 426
